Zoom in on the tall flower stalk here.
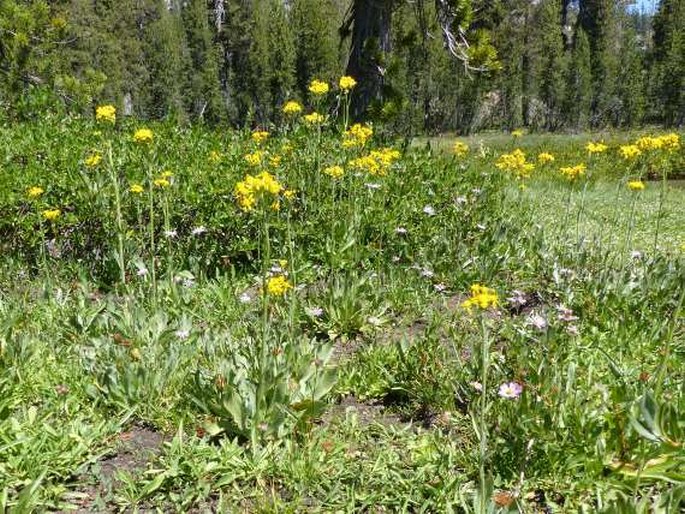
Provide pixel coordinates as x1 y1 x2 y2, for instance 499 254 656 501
461 284 499 513
105 141 126 285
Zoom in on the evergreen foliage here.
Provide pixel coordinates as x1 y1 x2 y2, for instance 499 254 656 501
0 0 680 130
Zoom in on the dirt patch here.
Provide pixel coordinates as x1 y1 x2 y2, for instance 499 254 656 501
321 395 408 430
60 424 165 513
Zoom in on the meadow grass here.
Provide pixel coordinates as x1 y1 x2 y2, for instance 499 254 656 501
0 116 683 512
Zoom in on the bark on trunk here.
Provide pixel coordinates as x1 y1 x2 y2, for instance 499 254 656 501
345 0 393 119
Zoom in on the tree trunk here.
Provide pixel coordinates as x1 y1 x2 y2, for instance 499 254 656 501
345 0 393 119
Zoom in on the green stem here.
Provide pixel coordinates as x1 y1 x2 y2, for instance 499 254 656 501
107 142 126 285
652 168 668 252
478 316 490 514
147 166 157 306
254 213 271 452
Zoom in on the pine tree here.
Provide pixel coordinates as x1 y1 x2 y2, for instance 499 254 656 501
181 0 224 122
578 0 620 126
650 0 685 126
534 0 567 130
615 21 644 127
266 0 296 118
291 0 342 101
144 1 189 120
565 27 592 129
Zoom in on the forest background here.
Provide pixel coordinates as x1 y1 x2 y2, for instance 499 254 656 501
0 0 683 134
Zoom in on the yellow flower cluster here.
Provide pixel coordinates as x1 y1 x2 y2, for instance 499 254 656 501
27 186 44 199
619 144 642 160
659 133 681 151
586 142 608 154
282 100 303 115
304 112 325 125
323 165 345 179
350 148 400 176
85 152 102 167
339 76 357 92
461 284 499 310
511 129 524 138
559 163 586 180
537 152 555 164
130 183 144 194
42 209 61 221
252 131 269 144
635 133 680 152
309 79 329 96
96 104 116 124
343 123 373 148
266 275 293 296
234 171 283 212
133 128 154 144
154 178 170 188
244 150 265 167
495 149 535 179
453 141 469 157
627 180 645 191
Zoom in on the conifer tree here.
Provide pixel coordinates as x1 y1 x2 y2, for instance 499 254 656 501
650 0 685 126
182 0 224 122
144 1 188 120
565 27 592 129
291 0 341 101
535 0 567 130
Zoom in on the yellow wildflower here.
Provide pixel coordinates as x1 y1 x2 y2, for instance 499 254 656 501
304 112 325 125
309 79 329 96
27 186 44 199
559 164 587 180
461 284 498 310
252 130 269 144
208 151 221 163
133 128 154 144
269 155 282 168
265 275 293 296
323 165 345 179
343 123 373 147
282 100 303 115
129 183 144 194
453 141 469 157
559 164 586 180
153 178 170 188
339 76 357 92
160 170 173 179
619 144 642 160
370 148 400 167
244 151 264 167
586 142 608 154
537 152 555 164
284 189 296 200
95 104 116 124
627 180 645 191
658 133 680 151
511 129 524 138
635 136 663 151
234 171 284 212
495 149 535 179
42 209 61 221
350 155 381 175
85 152 102 167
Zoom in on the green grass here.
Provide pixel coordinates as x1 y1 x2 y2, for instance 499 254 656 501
0 118 684 512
